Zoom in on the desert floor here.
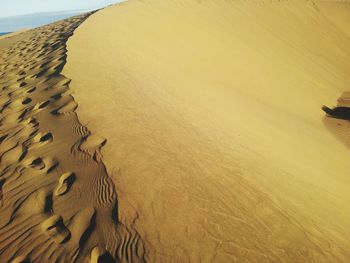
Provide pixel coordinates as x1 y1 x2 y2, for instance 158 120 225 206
1 0 350 262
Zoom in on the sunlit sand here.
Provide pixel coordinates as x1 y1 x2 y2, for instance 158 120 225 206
1 0 350 262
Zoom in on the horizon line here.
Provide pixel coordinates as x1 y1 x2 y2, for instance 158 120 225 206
0 8 99 20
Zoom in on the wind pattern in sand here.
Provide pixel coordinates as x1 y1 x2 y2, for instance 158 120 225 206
0 13 145 263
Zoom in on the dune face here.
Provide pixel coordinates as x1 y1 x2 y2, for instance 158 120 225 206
1 1 350 263
62 1 350 262
0 14 145 263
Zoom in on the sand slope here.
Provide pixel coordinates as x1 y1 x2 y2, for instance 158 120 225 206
63 1 350 262
0 14 145 262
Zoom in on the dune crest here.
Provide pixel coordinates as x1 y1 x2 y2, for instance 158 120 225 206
2 0 350 262
0 14 145 262
64 1 350 262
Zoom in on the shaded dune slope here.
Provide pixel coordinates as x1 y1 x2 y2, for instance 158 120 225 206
0 14 145 263
64 1 350 263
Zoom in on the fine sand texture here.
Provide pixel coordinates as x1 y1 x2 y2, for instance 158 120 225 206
0 14 145 263
63 1 350 262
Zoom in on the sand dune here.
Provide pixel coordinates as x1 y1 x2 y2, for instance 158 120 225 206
1 0 350 262
0 13 145 263
0 30 28 42
63 0 350 262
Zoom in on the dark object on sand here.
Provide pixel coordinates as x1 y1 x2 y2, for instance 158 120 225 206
322 105 350 120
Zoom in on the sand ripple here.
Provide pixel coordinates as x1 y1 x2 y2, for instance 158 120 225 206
0 13 145 263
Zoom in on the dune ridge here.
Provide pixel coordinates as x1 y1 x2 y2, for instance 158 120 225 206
2 0 350 262
64 1 350 262
0 31 28 42
0 13 145 262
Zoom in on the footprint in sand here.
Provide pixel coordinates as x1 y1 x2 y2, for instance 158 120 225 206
1 144 26 167
68 207 96 247
26 87 36 93
43 157 59 173
80 134 107 161
25 157 45 170
21 98 32 105
38 100 50 109
80 134 107 152
32 132 53 148
12 256 30 263
41 215 71 244
24 156 59 173
39 132 53 143
51 100 77 115
90 247 115 263
19 188 50 215
54 172 76 196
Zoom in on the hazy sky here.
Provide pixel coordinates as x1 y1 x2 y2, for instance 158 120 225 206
0 0 123 18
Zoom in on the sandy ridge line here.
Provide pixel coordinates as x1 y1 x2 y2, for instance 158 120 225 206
0 11 146 263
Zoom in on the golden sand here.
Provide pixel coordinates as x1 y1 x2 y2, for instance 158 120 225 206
0 30 28 41
0 14 145 262
63 0 350 262
1 0 350 262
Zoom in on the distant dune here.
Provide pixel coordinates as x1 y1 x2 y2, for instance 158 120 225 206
1 0 350 262
0 10 90 32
